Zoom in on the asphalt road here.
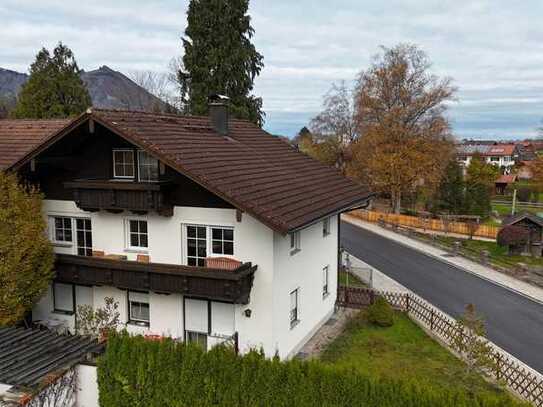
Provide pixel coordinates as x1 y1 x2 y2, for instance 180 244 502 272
341 220 543 374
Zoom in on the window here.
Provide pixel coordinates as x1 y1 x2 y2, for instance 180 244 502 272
290 231 301 255
53 217 73 243
76 218 92 256
53 283 74 314
113 149 135 178
323 217 330 237
322 266 329 298
211 227 234 255
138 150 159 182
128 220 148 250
187 225 207 266
490 156 500 162
186 331 208 348
128 291 150 325
290 289 299 328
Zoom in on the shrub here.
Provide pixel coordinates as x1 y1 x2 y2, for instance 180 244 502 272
497 225 529 248
97 333 526 407
367 297 394 327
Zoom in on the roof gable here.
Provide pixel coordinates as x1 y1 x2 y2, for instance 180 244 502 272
1 109 372 233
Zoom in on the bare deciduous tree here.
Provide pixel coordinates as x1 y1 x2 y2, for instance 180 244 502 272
350 44 456 213
129 70 180 113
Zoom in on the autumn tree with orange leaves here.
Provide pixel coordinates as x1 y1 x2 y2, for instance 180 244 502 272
349 44 456 213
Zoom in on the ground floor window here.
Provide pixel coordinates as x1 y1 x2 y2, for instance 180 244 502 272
290 288 299 328
53 282 75 314
128 291 150 326
186 331 208 349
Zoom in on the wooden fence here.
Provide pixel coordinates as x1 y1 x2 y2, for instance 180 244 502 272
350 209 499 239
337 286 543 406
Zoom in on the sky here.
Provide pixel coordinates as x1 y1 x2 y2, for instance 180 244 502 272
2 0 543 140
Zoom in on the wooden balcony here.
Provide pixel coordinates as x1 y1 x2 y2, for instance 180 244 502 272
64 179 173 216
55 254 257 304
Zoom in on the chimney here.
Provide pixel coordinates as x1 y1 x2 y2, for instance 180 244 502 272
209 94 229 135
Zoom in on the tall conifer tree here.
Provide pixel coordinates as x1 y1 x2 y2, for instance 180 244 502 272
13 43 91 119
177 0 265 126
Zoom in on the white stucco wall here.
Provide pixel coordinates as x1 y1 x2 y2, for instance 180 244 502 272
76 364 99 407
272 215 338 359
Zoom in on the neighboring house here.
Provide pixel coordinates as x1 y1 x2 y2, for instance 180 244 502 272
0 327 102 406
0 101 372 360
494 174 517 195
456 143 519 171
517 160 535 180
502 213 543 257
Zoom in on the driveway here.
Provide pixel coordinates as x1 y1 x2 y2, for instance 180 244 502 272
341 220 543 374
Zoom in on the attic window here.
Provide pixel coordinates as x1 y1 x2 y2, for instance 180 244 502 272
113 149 135 179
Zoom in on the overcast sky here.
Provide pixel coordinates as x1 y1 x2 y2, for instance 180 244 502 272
2 0 543 140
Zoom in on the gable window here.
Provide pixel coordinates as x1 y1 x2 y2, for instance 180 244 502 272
323 217 331 237
53 217 73 244
53 282 75 314
127 220 148 250
211 227 234 256
138 150 159 182
186 225 207 266
322 266 329 298
290 288 299 328
290 231 301 255
128 291 150 326
113 149 135 179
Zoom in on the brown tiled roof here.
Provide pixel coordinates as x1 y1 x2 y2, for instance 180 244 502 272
0 119 71 170
495 174 517 184
1 109 372 234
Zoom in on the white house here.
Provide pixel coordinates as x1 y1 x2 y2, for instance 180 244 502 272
0 100 371 360
456 143 519 170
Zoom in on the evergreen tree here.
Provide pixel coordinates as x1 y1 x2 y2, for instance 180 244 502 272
177 0 265 126
433 160 465 214
13 43 91 119
464 153 498 217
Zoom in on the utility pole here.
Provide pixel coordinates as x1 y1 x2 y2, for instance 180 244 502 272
512 189 517 216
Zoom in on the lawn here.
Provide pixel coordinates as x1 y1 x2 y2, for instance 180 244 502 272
320 310 514 400
338 270 366 287
433 234 543 268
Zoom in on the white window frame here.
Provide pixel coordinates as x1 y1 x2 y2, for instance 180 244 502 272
322 266 329 298
183 224 235 266
126 219 149 251
290 288 300 328
50 216 74 245
137 150 159 183
128 291 150 326
113 149 135 179
290 231 301 255
210 226 234 256
323 217 331 237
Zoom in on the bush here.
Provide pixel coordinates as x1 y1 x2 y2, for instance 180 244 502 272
367 297 395 327
97 333 526 407
497 225 529 248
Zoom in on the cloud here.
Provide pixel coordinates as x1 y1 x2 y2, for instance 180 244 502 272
2 0 542 138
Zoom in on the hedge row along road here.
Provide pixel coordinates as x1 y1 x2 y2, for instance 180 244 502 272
340 221 543 374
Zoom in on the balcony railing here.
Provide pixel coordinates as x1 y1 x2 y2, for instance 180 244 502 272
64 179 173 216
55 254 256 304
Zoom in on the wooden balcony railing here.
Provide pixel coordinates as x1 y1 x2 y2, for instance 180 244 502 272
55 254 256 304
64 179 173 216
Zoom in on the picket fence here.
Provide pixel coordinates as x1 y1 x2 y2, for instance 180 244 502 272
350 209 499 239
337 286 543 406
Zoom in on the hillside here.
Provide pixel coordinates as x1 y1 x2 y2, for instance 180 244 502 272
0 65 169 112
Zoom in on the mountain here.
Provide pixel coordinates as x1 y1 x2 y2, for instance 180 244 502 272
0 65 169 113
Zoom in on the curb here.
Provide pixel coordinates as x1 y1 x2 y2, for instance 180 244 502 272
342 216 543 307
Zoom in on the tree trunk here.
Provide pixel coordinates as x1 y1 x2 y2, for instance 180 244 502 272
391 190 401 214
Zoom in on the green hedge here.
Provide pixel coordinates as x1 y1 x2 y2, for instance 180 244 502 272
97 333 526 407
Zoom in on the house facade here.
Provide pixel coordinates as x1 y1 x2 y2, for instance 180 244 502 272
456 143 519 170
0 104 371 359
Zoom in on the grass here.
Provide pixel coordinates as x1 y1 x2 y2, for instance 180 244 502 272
432 234 543 268
321 310 511 399
338 270 367 287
